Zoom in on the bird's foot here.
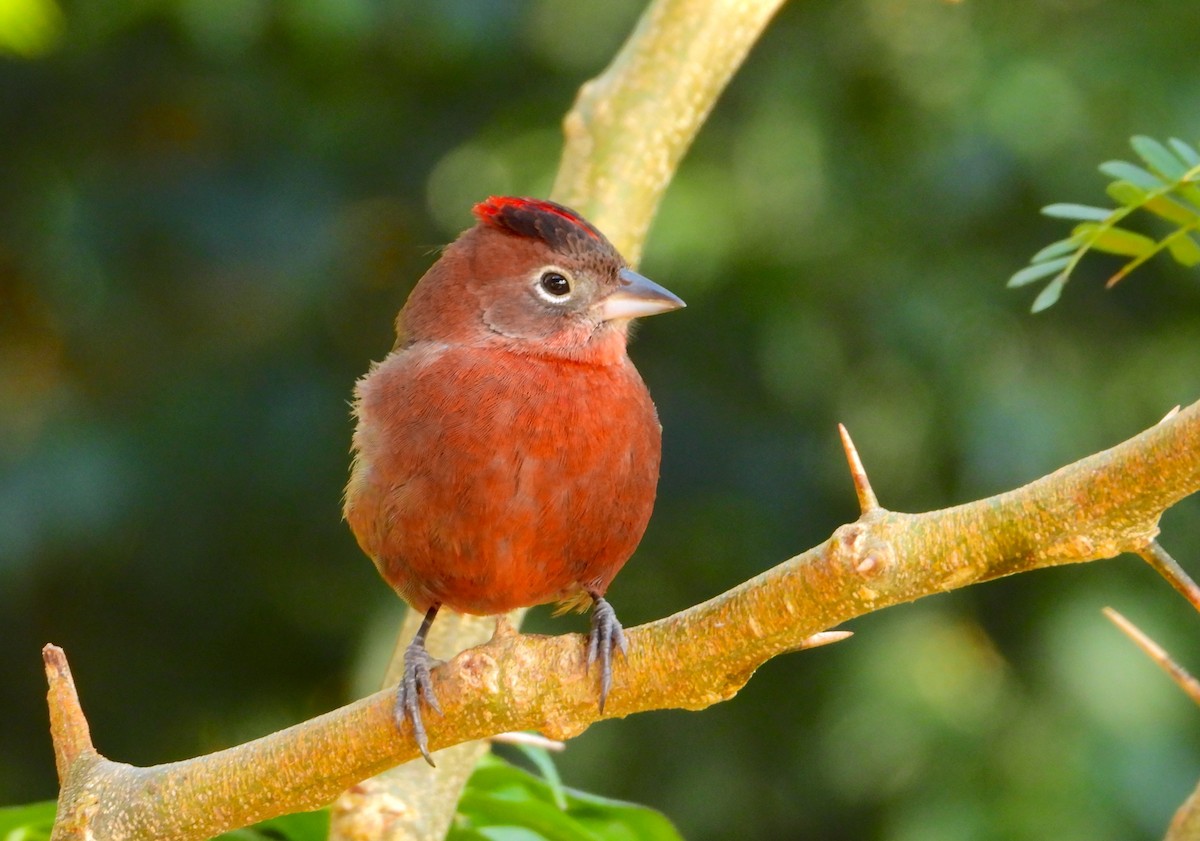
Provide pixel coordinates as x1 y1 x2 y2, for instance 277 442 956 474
396 638 444 766
586 595 628 713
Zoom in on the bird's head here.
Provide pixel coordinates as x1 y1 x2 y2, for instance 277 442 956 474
398 196 684 361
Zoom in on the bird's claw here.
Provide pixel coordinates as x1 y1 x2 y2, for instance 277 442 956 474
586 596 627 713
396 641 444 766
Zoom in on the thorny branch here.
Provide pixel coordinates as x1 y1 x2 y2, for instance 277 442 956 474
45 400 1200 840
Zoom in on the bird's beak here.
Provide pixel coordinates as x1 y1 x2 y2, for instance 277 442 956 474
598 268 686 322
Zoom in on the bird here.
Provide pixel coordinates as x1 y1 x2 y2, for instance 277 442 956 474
344 196 684 764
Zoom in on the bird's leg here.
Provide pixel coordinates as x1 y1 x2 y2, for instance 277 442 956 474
585 590 628 713
397 603 443 766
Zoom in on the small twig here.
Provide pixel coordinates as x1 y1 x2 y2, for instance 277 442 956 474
552 0 788 264
838 424 880 515
1102 607 1200 706
1138 541 1200 616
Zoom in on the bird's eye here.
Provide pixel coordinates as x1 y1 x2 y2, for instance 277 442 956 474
536 271 573 301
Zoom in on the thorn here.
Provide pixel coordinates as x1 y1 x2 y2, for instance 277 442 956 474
490 731 567 752
798 630 854 650
838 423 879 515
1138 541 1200 615
1160 405 1182 424
43 644 95 781
1103 607 1200 707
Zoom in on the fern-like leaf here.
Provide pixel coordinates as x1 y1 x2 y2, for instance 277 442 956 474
1010 135 1200 311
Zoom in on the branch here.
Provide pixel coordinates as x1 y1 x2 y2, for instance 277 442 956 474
551 0 787 266
1138 540 1200 615
1105 604 1200 841
47 399 1200 840
1103 607 1200 707
1104 557 1200 841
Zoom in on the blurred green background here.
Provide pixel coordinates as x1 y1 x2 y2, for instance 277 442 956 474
3 1 1200 838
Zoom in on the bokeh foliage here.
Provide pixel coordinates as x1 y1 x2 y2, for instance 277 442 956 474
2 2 1200 839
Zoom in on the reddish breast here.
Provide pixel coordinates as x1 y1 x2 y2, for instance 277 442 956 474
345 341 661 614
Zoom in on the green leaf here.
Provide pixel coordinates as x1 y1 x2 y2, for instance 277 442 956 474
1142 194 1200 226
0 802 56 841
1168 137 1200 169
1041 203 1110 221
1105 179 1147 208
474 829 554 841
1166 232 1200 267
452 755 683 841
512 743 569 811
1031 274 1066 313
458 791 605 841
1098 160 1163 189
1072 222 1156 257
1011 137 1200 307
1102 178 1199 223
1131 135 1190 180
1177 184 1200 209
448 830 497 841
561 796 682 841
1008 256 1071 288
1030 236 1082 262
